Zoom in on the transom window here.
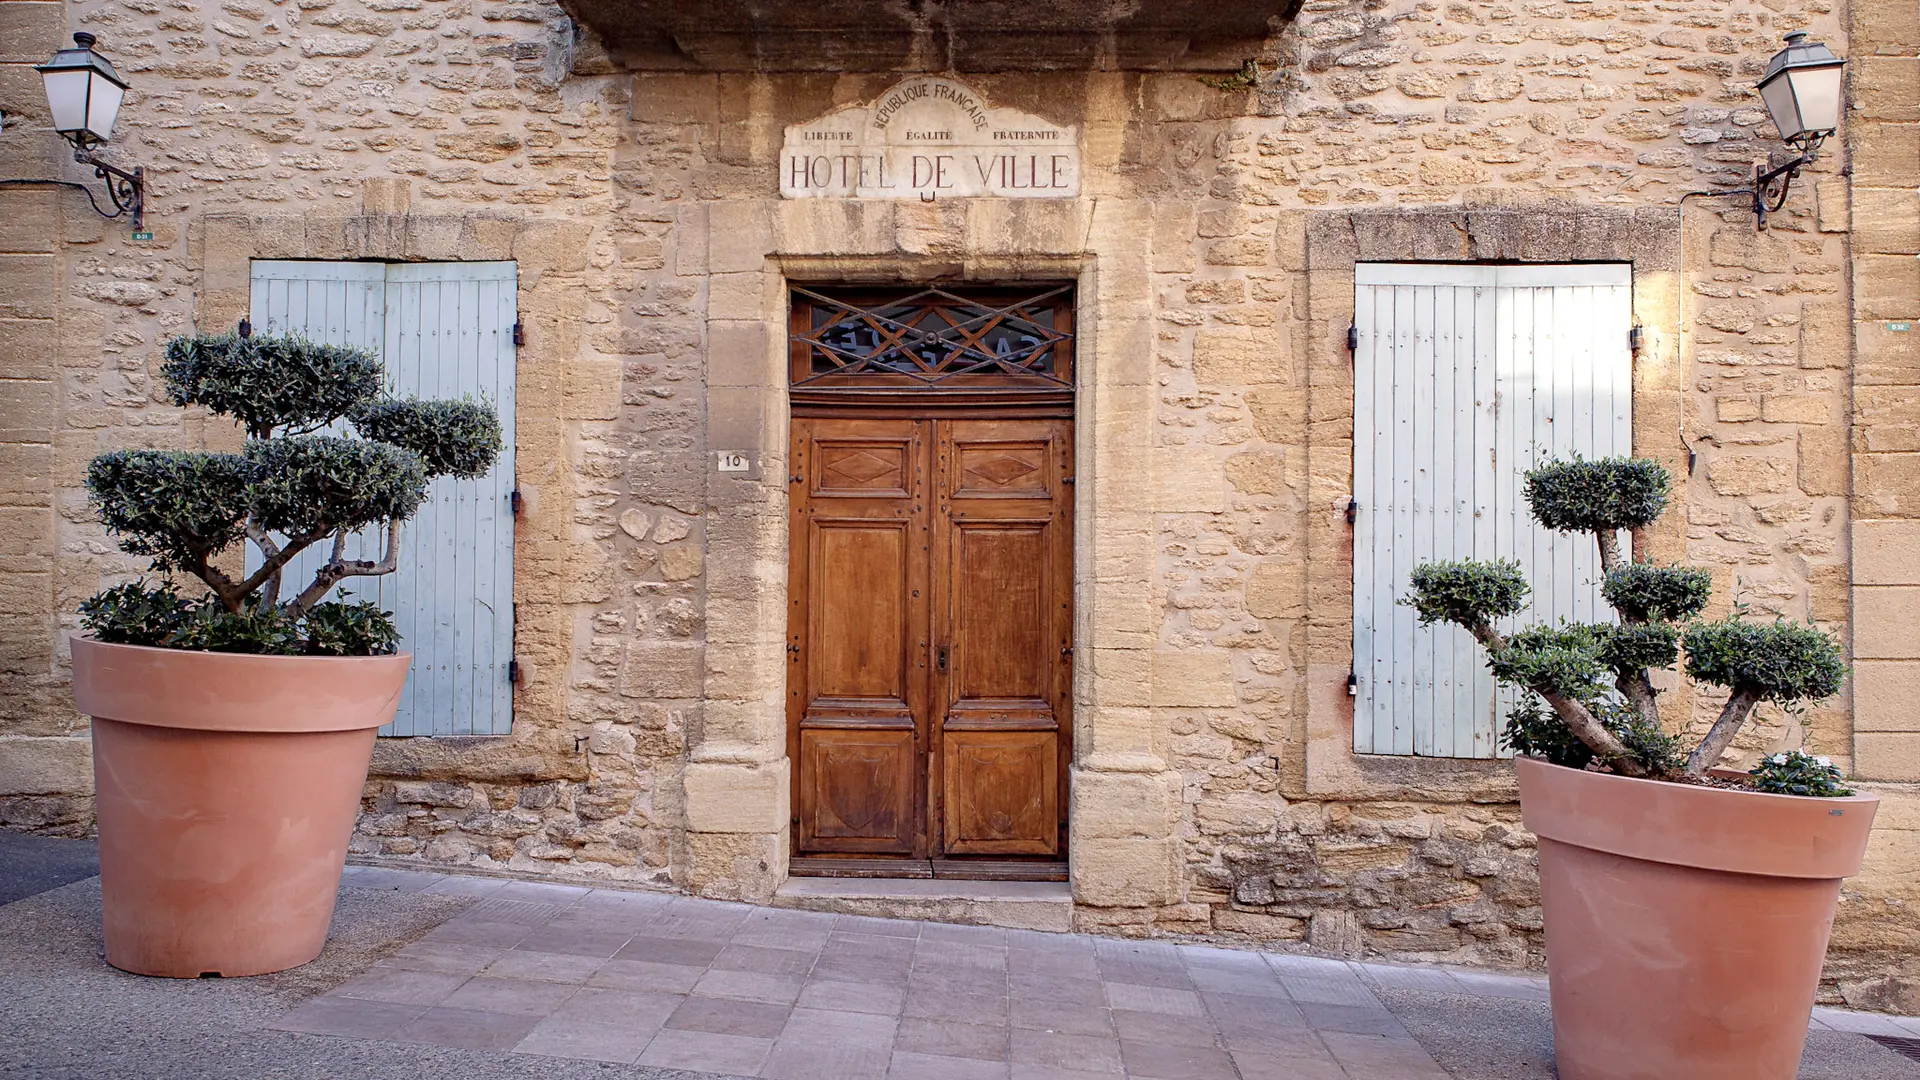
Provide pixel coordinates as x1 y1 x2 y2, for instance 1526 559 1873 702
788 284 1075 394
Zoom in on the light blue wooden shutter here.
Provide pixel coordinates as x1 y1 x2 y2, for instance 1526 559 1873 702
249 260 517 736
1352 263 1632 758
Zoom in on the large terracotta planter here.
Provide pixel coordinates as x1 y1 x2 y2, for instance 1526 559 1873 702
70 635 410 978
1516 755 1879 1080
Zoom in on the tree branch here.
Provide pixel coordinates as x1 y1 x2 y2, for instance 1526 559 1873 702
284 519 403 619
1686 687 1761 775
245 518 284 611
1617 670 1663 729
230 528 326 601
1464 619 1650 778
1596 528 1622 574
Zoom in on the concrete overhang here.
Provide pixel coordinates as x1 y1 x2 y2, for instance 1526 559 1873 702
560 0 1301 73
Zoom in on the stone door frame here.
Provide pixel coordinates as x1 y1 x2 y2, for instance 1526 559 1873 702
687 199 1185 906
1297 207 1687 803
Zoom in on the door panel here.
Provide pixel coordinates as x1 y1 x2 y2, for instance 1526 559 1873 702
810 521 912 701
790 418 929 856
932 419 1072 858
799 728 918 852
942 731 1058 856
789 414 1071 868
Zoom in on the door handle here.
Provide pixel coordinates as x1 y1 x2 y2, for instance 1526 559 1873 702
935 645 949 674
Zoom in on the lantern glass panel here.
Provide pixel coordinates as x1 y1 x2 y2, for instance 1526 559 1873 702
84 74 123 141
1785 63 1843 138
40 67 92 135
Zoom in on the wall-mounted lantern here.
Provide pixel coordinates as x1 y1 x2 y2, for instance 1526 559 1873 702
1716 32 1846 230
0 33 145 231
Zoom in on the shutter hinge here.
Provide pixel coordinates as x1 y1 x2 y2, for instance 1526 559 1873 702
508 658 522 684
1628 325 1644 355
237 318 253 339
1347 671 1359 697
1346 324 1358 353
1345 498 1358 524
512 321 525 347
509 489 523 517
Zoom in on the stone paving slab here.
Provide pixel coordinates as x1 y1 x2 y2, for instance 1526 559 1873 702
274 866 1920 1079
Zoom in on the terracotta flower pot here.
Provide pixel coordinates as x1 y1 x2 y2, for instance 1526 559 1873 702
70 635 411 978
1516 755 1879 1080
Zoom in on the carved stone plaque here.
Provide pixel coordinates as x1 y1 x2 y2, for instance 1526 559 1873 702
781 77 1080 200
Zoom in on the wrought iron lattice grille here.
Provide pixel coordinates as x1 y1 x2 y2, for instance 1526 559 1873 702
790 285 1074 391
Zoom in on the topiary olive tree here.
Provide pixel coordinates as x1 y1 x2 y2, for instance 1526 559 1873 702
78 331 501 656
1405 456 1846 782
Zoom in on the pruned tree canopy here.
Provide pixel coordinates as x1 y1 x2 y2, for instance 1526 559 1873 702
80 333 503 654
1405 455 1846 784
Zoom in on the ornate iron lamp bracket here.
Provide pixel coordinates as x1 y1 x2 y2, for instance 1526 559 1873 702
0 146 145 230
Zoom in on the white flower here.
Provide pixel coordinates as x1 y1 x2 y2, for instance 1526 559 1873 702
1814 756 1832 768
1770 753 1789 765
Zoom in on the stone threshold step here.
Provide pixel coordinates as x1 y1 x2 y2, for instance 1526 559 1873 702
773 876 1074 933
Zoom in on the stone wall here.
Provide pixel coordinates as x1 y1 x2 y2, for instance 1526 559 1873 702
1 0 1915 1011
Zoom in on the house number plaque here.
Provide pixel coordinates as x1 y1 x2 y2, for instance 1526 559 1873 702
781 77 1080 201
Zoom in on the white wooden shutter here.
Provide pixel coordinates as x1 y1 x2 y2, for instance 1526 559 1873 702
249 260 517 736
1352 263 1632 758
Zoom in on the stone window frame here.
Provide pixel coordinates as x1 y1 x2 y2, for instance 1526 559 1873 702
688 199 1184 904
195 208 584 782
1299 207 1687 802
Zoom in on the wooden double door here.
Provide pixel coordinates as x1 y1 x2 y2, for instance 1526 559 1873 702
787 414 1073 875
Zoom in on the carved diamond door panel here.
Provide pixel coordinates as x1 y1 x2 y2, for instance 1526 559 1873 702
790 418 928 855
788 414 1072 868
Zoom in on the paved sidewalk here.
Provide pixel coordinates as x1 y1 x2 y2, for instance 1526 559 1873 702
280 865 1919 1080
1 847 1916 1080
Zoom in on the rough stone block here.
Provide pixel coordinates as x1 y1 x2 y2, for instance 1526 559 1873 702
1855 586 1920 659
698 699 784 752
1069 768 1180 839
683 829 786 902
1857 255 1920 321
0 319 55 381
1858 455 1920 517
0 570 49 615
1246 561 1304 620
1856 733 1920 783
1192 325 1288 386
684 759 788 833
0 443 52 505
621 642 704 698
1852 189 1920 255
1854 58 1920 122
708 201 773 274
1855 662 1920 732
0 254 54 320
0 3 61 64
0 736 91 797
0 189 55 254
1070 837 1179 906
1797 424 1847 497
1077 705 1165 769
513 220 593 274
1151 650 1238 708
1213 908 1307 940
1705 453 1794 496
707 320 775 387
1855 521 1920 585
1151 449 1227 513
0 379 56 444
360 177 412 216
